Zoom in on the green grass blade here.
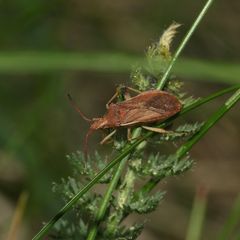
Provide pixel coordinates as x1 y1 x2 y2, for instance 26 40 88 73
0 52 141 73
181 84 240 114
186 187 208 240
176 88 240 159
139 87 240 195
217 194 240 240
31 85 239 240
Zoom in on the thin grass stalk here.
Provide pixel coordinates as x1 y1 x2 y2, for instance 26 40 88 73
157 0 215 90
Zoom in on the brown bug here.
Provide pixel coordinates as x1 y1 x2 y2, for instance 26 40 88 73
68 87 182 154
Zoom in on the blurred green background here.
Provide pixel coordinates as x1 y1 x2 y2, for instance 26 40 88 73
0 0 239 239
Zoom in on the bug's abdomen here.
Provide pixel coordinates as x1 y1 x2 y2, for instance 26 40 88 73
146 93 182 113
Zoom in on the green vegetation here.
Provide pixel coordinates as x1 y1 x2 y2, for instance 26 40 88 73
30 0 240 239
1 0 239 240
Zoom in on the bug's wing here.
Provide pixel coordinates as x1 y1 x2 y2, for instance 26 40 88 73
117 90 182 127
120 107 168 126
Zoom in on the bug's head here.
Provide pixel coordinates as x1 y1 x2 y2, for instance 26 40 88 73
90 117 108 130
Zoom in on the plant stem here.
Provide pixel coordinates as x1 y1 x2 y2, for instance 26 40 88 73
157 0 215 90
106 167 137 236
86 157 128 240
31 85 239 240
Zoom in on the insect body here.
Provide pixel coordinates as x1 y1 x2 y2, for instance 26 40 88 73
91 90 181 129
68 89 182 154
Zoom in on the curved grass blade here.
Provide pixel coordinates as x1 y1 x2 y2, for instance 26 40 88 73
138 87 240 195
157 0 215 90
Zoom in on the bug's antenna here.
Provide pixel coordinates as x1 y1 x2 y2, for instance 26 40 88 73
67 94 92 122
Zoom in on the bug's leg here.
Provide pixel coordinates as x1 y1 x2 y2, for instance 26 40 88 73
106 86 133 108
125 86 142 94
120 86 141 101
100 130 117 145
127 128 132 141
142 126 172 134
127 128 146 142
106 91 119 109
